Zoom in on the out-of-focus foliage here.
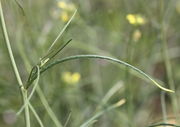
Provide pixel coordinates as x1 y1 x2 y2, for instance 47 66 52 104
0 0 180 126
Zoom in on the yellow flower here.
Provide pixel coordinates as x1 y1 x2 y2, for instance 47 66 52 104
57 1 76 11
62 72 81 85
126 14 136 24
176 1 180 14
57 1 67 9
60 11 69 22
126 14 146 25
57 1 76 22
132 29 142 42
136 15 145 24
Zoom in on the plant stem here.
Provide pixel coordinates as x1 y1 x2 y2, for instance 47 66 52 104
38 55 174 93
160 0 179 123
160 14 179 124
0 1 30 127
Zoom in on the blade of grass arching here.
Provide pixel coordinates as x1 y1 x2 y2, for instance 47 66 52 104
71 41 168 88
46 9 77 54
17 65 40 115
39 55 174 93
147 123 180 127
80 99 126 127
29 103 44 127
36 85 63 127
0 1 30 127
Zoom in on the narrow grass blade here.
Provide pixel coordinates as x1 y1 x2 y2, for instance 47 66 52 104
161 91 167 123
97 82 123 110
64 112 72 127
39 55 174 93
0 0 23 88
148 123 180 127
36 86 63 127
47 9 77 53
41 39 72 61
0 1 30 127
14 0 25 16
29 103 44 127
80 99 126 127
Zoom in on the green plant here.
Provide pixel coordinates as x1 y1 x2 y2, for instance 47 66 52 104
1 0 179 127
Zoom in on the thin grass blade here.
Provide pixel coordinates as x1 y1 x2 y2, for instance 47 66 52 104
39 55 174 93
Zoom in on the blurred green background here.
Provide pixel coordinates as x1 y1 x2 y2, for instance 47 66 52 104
0 0 180 126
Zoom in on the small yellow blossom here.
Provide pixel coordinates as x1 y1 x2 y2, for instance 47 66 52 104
132 29 142 42
62 72 81 85
176 1 180 14
126 14 146 25
136 15 145 24
126 14 136 24
60 11 69 22
57 1 67 9
57 1 76 22
57 1 76 11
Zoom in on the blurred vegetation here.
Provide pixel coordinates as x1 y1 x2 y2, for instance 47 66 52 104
0 0 180 127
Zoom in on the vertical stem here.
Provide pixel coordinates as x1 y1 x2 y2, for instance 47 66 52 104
161 91 167 123
125 38 134 127
36 86 63 127
0 1 30 127
161 29 179 122
160 0 179 123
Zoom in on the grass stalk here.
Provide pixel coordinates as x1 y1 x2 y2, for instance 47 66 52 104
80 99 126 127
36 86 63 127
29 103 44 127
148 123 180 127
0 1 30 127
47 9 77 53
32 55 174 93
160 18 179 123
161 91 167 124
160 0 179 122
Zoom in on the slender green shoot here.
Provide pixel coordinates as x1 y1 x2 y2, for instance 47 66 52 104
40 39 72 65
97 82 123 110
64 112 72 127
47 9 77 53
29 103 44 127
0 1 30 127
14 0 25 16
0 0 23 88
161 91 167 124
80 99 126 127
148 123 180 127
36 86 63 127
